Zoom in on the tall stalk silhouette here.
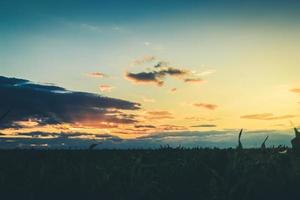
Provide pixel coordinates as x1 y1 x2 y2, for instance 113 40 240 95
261 136 269 150
237 129 243 150
291 127 300 152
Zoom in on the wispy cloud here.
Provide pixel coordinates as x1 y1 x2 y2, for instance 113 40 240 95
241 113 296 120
193 103 218 110
169 88 177 93
184 78 204 83
191 124 217 128
87 72 106 78
185 116 220 122
159 124 187 131
192 69 216 77
145 110 173 120
144 42 151 46
80 23 102 33
141 97 156 103
290 88 300 94
154 61 169 68
99 85 114 92
131 55 156 66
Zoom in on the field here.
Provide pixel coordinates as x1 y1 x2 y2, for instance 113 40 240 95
0 148 300 200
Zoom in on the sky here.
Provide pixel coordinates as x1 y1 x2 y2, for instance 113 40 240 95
0 0 300 149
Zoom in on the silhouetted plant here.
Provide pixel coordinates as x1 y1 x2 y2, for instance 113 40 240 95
236 129 243 150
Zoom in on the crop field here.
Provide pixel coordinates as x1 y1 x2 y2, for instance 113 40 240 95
0 148 300 200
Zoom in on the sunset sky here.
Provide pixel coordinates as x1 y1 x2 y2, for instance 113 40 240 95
0 0 300 148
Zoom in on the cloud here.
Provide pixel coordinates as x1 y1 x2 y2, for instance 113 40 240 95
0 132 125 149
159 124 187 131
185 116 220 122
141 97 156 103
144 42 151 46
159 67 189 76
99 85 114 92
131 55 156 66
184 78 204 83
13 131 123 141
169 88 177 93
134 125 156 129
0 76 140 129
15 131 95 138
145 110 173 120
126 71 164 86
192 69 216 77
146 111 172 116
241 113 296 120
127 60 215 87
126 60 196 86
154 61 168 68
87 72 106 78
126 67 189 86
193 103 218 110
290 88 300 94
80 23 102 33
191 124 217 128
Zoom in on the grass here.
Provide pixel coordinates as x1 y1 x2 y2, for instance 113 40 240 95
0 148 300 200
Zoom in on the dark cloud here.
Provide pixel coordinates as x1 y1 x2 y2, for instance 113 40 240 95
241 113 296 120
160 67 188 76
126 71 164 86
193 103 218 110
126 61 190 86
0 76 140 128
134 125 156 129
191 124 217 128
154 61 168 68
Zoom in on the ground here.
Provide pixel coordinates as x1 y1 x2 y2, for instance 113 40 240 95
0 148 299 200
